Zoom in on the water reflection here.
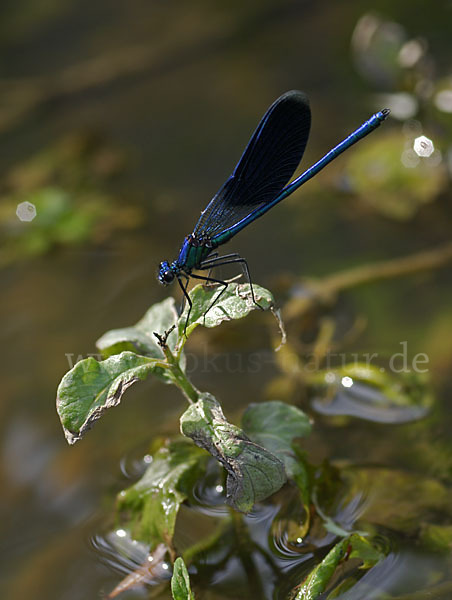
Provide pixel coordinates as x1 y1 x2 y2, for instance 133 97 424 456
92 446 452 598
312 376 431 423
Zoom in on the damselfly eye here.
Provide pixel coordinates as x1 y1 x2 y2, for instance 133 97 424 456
158 261 175 285
161 271 174 284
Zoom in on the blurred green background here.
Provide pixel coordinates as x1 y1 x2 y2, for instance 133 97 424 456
1 1 452 598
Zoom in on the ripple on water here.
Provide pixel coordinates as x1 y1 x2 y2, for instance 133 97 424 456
91 530 170 586
118 450 153 480
190 459 230 517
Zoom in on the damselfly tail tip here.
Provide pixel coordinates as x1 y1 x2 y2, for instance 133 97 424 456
381 108 391 119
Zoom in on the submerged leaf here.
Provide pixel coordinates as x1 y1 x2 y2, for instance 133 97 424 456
293 534 384 599
183 519 234 565
56 351 162 444
117 438 207 546
96 297 179 359
171 557 195 600
337 466 452 536
178 282 274 338
311 363 432 424
180 394 286 512
420 523 452 554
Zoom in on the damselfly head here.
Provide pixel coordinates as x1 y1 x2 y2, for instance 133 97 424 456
158 261 175 285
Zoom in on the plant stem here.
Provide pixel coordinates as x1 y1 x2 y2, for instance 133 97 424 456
160 342 199 404
230 510 265 598
284 241 452 321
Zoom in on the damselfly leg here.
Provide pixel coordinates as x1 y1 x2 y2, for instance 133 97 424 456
188 272 228 327
200 253 263 309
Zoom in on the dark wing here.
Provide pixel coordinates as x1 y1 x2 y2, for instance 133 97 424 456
193 90 311 239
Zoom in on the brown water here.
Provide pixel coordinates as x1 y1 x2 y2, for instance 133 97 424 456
1 1 452 598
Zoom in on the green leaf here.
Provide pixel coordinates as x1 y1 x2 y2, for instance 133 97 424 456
117 438 208 546
294 538 348 600
56 351 162 444
347 534 384 569
242 401 312 540
293 534 384 600
241 401 311 477
180 394 286 513
178 282 274 338
171 557 195 600
96 297 179 358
